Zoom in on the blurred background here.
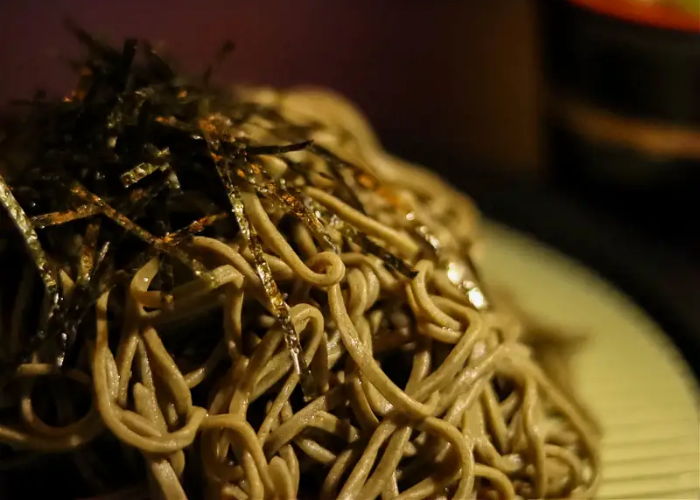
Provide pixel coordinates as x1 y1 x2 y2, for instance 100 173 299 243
1 0 699 372
0 1 543 170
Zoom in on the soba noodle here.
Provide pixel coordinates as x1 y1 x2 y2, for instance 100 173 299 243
0 84 600 499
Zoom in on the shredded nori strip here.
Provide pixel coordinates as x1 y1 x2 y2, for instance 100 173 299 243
0 25 425 377
241 161 337 252
0 173 61 367
31 204 101 228
200 119 316 396
350 231 418 279
306 196 418 279
68 181 209 279
165 212 229 243
308 144 367 214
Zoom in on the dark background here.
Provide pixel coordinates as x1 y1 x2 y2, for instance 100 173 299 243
0 1 542 172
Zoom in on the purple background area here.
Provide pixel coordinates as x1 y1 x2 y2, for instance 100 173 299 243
0 1 540 169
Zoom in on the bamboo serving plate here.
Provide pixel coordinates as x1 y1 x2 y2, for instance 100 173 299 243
480 222 700 499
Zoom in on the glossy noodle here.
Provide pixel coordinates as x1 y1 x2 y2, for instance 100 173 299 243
0 76 600 499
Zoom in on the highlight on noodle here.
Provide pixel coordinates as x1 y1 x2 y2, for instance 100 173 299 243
0 30 600 499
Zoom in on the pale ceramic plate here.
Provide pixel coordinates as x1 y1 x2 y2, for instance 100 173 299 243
479 222 700 499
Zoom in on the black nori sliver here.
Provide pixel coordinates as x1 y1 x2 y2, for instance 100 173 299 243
0 24 418 387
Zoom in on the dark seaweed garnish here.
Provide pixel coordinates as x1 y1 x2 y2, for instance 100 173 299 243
0 25 417 386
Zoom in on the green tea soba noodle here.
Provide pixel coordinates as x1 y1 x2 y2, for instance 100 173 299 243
0 35 600 500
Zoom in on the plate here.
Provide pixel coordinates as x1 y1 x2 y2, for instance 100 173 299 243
479 222 700 499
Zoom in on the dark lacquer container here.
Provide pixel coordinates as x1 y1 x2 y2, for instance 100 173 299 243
539 0 700 243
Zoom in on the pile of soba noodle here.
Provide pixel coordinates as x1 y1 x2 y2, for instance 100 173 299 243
0 85 600 499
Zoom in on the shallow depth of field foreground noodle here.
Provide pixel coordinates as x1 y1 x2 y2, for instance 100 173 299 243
0 84 600 500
